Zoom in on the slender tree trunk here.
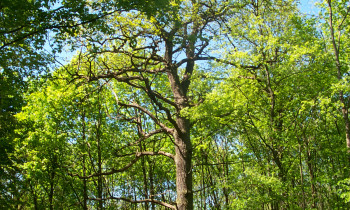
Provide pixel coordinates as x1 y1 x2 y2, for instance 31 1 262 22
223 162 229 209
97 138 103 209
149 142 156 210
201 157 206 210
96 108 103 210
305 138 316 208
82 111 88 210
149 163 155 210
327 0 350 165
140 142 149 210
49 165 55 210
49 133 57 210
299 143 306 209
30 181 38 210
83 155 88 210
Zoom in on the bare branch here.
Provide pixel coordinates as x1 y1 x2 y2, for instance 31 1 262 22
89 196 176 209
116 151 175 160
70 151 174 179
136 151 175 160
69 156 140 179
79 72 144 83
193 160 250 167
118 102 174 134
237 75 263 82
182 56 262 70
117 129 166 151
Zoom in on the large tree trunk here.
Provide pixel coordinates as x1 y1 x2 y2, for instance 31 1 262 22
164 22 195 209
174 116 193 210
166 45 193 209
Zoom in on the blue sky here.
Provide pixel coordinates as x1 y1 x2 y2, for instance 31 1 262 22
299 0 319 16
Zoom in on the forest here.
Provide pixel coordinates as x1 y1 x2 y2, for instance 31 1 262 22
1 0 350 209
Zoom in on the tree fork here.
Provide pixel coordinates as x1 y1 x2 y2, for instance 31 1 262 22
164 36 194 209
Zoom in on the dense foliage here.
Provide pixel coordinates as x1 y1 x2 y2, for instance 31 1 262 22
2 0 350 209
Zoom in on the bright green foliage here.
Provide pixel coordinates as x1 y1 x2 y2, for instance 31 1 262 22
3 0 350 209
14 58 178 208
188 0 350 208
316 0 350 203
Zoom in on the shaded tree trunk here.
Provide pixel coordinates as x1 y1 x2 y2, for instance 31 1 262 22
305 138 317 208
29 181 38 210
49 159 56 210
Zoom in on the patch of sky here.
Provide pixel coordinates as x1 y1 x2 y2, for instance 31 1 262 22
299 0 319 16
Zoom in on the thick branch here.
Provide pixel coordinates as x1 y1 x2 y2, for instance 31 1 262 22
142 79 178 108
176 56 261 70
142 79 179 128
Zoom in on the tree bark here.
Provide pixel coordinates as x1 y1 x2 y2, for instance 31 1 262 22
164 34 194 209
174 116 193 210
